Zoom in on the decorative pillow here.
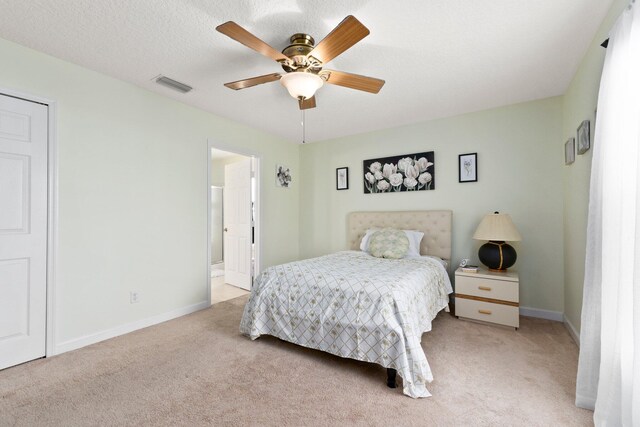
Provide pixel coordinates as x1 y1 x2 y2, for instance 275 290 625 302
368 228 410 259
360 228 425 257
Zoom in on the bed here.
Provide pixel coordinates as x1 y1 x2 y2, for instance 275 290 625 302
240 210 453 398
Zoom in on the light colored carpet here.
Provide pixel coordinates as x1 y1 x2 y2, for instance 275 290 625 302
0 297 592 426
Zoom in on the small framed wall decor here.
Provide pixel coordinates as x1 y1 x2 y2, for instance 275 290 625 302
577 120 591 154
458 153 477 183
565 138 575 165
276 164 292 188
336 167 349 190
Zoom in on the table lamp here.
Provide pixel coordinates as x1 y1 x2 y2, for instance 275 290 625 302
472 212 522 271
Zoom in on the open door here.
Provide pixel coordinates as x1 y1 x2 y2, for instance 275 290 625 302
223 158 252 290
0 94 48 369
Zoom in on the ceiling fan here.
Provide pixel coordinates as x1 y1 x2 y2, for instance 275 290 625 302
216 16 385 110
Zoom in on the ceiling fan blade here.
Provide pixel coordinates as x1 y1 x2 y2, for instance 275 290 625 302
298 96 317 110
308 16 369 64
223 73 282 90
321 70 385 94
216 21 290 63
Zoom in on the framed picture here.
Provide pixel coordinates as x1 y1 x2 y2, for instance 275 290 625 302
577 120 591 154
565 138 575 165
336 167 349 190
363 151 434 193
458 153 477 183
275 164 291 188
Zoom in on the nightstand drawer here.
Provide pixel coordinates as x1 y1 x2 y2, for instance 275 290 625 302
456 298 519 328
456 275 518 302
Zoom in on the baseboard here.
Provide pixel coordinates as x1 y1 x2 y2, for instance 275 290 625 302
519 306 564 322
54 300 211 355
563 315 580 347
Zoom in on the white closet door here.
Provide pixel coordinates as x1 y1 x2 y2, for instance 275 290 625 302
223 159 252 290
0 94 48 370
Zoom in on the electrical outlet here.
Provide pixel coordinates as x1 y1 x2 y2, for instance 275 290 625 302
130 291 140 304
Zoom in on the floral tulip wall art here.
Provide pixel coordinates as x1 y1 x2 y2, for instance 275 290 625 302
363 151 435 194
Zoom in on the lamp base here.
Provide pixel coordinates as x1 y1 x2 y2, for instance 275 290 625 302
478 241 517 271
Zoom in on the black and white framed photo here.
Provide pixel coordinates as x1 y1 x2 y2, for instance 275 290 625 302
276 164 292 188
565 138 575 165
577 120 591 154
336 167 349 190
458 153 477 183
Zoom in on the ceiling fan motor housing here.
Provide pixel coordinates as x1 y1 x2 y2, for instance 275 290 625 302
281 33 321 73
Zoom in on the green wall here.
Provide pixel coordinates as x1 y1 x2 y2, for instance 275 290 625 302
0 37 300 348
300 97 565 313
562 0 629 335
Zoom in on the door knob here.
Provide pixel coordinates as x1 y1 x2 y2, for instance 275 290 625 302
224 228 228 232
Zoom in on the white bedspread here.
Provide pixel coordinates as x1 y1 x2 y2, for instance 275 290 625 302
240 251 452 398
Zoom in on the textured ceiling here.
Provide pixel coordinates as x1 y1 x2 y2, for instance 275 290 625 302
0 0 613 143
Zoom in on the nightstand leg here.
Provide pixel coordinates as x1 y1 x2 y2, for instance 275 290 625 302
386 368 397 388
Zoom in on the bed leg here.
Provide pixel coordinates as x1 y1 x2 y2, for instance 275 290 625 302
386 368 397 388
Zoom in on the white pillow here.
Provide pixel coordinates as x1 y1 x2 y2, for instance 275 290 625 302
359 228 380 251
360 228 424 258
404 230 425 258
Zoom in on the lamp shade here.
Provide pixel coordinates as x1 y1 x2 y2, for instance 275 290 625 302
473 212 522 242
280 72 323 100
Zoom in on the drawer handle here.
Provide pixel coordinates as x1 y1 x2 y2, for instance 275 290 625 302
478 309 492 315
478 286 492 291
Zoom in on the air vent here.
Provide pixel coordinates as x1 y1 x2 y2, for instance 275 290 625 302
155 76 193 93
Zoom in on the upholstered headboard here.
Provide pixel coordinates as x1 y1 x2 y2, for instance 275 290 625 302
347 210 452 261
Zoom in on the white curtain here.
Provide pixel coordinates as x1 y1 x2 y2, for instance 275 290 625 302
576 1 640 425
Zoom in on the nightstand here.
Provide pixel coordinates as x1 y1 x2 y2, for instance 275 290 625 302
454 268 519 329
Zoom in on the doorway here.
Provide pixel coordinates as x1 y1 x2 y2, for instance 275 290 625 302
207 145 260 305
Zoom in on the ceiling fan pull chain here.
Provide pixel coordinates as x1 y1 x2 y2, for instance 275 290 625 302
301 108 306 144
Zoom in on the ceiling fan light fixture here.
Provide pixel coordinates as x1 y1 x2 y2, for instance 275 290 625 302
280 72 323 100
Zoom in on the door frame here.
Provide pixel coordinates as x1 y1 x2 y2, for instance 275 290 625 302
206 139 261 305
0 86 59 358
